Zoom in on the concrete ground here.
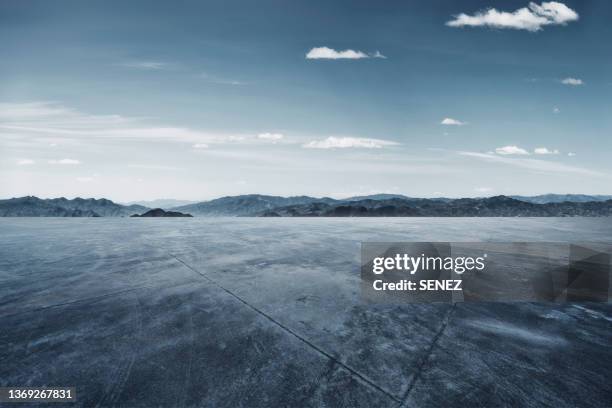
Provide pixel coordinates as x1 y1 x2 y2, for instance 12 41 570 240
1 218 611 407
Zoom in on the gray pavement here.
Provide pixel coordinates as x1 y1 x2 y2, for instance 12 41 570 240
1 218 611 407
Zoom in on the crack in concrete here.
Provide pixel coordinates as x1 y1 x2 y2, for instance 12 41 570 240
0 278 201 319
0 285 149 319
170 254 401 404
4 248 455 405
398 303 457 407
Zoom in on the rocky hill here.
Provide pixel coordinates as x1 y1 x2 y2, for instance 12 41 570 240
172 194 336 216
260 196 612 217
0 196 147 217
130 208 192 217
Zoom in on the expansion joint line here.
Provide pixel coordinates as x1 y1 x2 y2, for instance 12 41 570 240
399 303 457 407
170 254 400 404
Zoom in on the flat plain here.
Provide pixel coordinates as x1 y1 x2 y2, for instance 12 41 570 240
1 218 611 407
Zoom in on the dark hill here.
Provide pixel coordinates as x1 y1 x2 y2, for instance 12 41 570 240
261 196 612 217
0 196 147 217
173 194 336 216
130 208 192 217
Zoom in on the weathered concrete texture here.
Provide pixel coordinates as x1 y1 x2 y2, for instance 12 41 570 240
402 302 612 407
0 218 611 407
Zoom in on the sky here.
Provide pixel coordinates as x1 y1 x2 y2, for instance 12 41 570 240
0 0 611 201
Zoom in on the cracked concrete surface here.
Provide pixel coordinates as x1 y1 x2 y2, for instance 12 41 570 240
1 218 611 407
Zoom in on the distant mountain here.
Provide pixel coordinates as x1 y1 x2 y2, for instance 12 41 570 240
3 194 612 217
0 196 147 217
173 194 336 216
344 194 412 201
345 194 453 203
172 193 449 216
511 194 612 204
131 208 192 217
261 196 612 217
124 199 198 209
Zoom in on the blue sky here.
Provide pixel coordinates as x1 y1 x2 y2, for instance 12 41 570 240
0 0 610 201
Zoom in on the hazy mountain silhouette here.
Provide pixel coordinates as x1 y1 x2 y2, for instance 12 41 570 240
124 199 198 209
510 194 612 204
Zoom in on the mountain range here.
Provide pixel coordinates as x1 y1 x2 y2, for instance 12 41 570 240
260 196 612 217
0 196 147 217
1 194 612 217
509 194 612 204
124 199 198 209
171 195 337 216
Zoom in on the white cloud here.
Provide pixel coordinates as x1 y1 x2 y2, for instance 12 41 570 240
458 151 602 176
534 147 559 155
193 143 209 149
0 102 134 127
305 47 385 60
0 102 249 146
553 107 560 113
119 61 169 70
76 177 94 182
495 145 530 155
257 132 284 141
446 2 579 32
567 152 576 157
561 77 583 86
17 159 35 165
48 158 80 165
303 136 398 149
127 164 183 171
228 136 246 141
475 187 494 193
0 101 73 119
441 117 467 126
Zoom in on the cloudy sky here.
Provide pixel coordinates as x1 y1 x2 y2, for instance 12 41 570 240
1 0 610 201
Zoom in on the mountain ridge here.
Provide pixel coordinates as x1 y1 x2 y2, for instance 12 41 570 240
2 194 612 217
261 195 612 217
0 196 147 217
172 194 337 216
509 194 612 204
124 199 198 209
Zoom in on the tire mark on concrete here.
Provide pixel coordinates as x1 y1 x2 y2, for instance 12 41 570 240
179 302 194 408
95 295 143 408
1 278 198 319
